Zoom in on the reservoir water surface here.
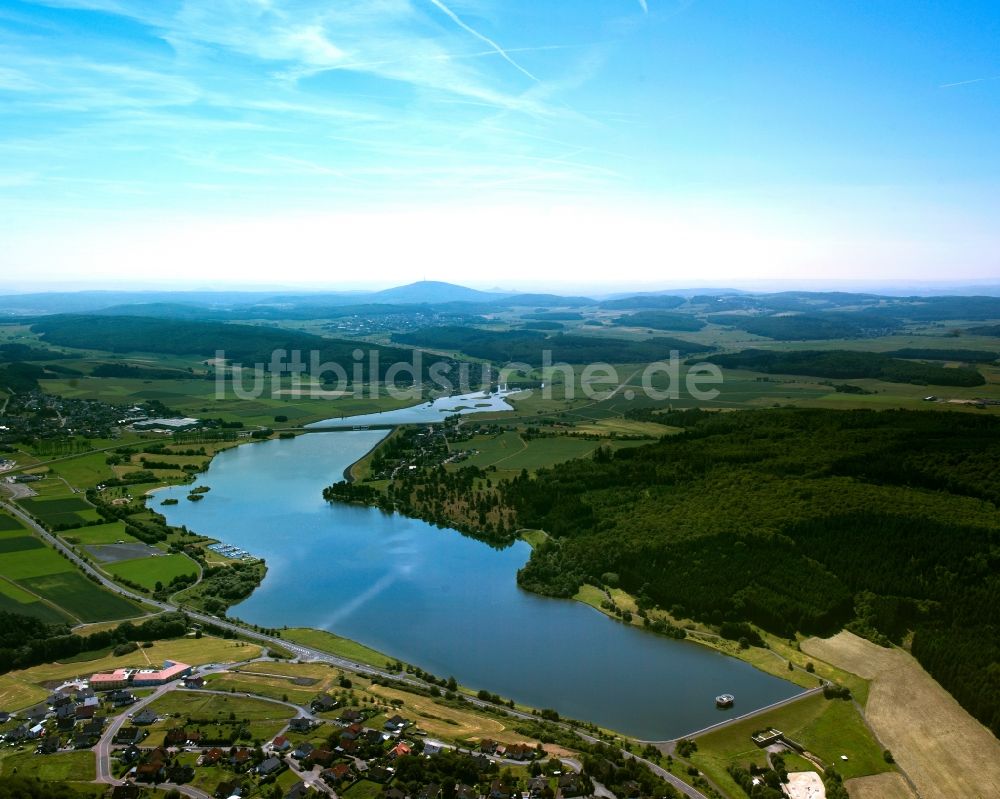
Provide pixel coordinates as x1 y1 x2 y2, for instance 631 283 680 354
156 428 800 740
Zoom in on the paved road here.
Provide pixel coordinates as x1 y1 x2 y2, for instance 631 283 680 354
5 498 712 799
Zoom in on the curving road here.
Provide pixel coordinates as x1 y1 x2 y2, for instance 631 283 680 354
4 498 712 799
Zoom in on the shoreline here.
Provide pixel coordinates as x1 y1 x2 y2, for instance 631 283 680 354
149 428 820 698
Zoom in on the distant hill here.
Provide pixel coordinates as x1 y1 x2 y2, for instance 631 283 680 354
368 281 505 304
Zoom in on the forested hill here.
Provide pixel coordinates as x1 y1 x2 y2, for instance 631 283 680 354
506 408 1000 735
30 315 450 382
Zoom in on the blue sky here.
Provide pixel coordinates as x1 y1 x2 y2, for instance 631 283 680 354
2 0 999 289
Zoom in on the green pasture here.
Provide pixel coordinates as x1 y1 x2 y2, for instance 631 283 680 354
107 552 198 590
60 519 134 545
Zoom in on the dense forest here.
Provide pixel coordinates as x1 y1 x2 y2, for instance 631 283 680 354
503 409 999 734
31 315 451 383
710 313 901 340
392 326 707 364
703 348 986 386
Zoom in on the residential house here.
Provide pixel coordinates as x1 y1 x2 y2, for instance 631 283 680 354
558 774 584 798
113 727 143 745
121 745 142 763
311 693 338 713
183 675 205 689
199 747 225 766
288 717 314 733
423 741 443 756
417 783 442 799
390 741 412 759
308 748 334 767
230 747 252 770
258 756 283 777
384 714 409 732
131 708 158 726
214 779 244 798
321 762 351 783
528 776 549 798
385 787 408 799
456 784 478 799
479 739 498 754
285 782 314 799
271 734 291 752
338 709 363 725
292 742 314 760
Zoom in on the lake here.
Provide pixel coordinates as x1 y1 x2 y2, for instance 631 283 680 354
156 430 800 740
306 389 520 428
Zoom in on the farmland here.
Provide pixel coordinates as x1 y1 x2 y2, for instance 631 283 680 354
0 513 142 623
106 551 199 591
802 631 1000 799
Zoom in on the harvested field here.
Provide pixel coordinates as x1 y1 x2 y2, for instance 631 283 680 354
844 772 917 799
801 631 1000 799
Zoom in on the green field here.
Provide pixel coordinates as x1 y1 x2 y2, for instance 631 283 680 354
689 694 892 794
0 526 142 622
19 570 142 622
0 513 26 531
282 627 394 668
60 519 135 545
107 552 199 590
0 576 72 623
148 689 296 722
0 749 96 782
46 451 117 490
17 495 100 527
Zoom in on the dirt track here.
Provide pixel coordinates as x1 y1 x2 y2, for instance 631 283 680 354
802 631 1000 799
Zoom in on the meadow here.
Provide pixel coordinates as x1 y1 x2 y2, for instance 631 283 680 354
689 693 891 795
106 551 199 590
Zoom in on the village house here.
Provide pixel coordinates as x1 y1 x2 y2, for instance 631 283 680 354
292 741 315 760
113 726 143 746
270 734 291 752
288 716 314 732
258 756 284 777
131 708 158 726
311 693 339 713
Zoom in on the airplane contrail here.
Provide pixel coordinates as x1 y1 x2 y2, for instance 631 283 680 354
427 0 539 82
940 74 1000 89
638 0 649 12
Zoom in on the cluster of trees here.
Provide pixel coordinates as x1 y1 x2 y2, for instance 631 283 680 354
392 326 708 364
191 561 266 614
613 311 706 331
0 610 189 673
703 348 985 386
497 408 1000 733
392 750 498 796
